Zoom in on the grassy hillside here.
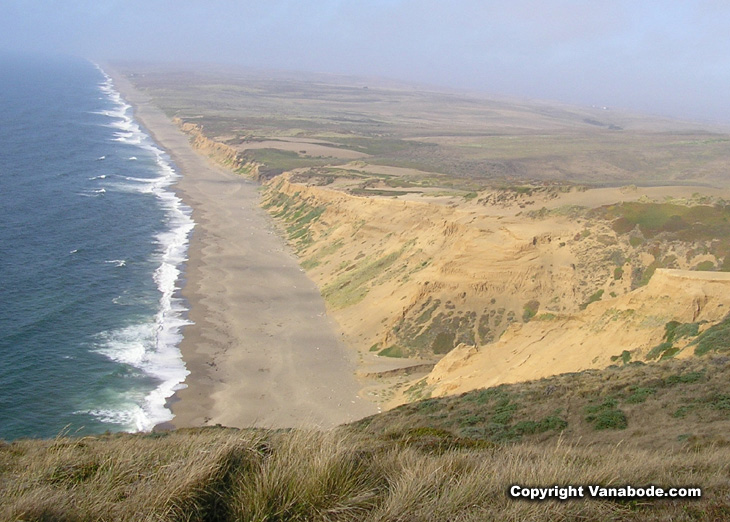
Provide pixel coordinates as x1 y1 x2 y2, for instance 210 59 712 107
354 355 730 449
2 357 730 521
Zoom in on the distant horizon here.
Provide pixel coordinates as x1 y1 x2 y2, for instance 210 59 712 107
98 56 728 131
2 1 729 125
4 49 727 131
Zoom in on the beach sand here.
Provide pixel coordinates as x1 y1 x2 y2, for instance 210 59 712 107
108 69 378 429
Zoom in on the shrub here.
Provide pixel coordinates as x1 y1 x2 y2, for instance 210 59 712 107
693 315 730 356
695 260 716 271
579 289 604 310
522 300 540 322
625 387 656 404
378 345 406 357
584 399 628 430
665 371 705 385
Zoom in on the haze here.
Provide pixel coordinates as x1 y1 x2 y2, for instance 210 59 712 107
2 1 729 124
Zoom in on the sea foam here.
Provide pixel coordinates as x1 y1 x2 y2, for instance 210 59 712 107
88 66 195 432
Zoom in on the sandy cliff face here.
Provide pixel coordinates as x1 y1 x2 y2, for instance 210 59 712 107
262 175 597 361
261 174 730 406
174 118 260 177
424 269 730 397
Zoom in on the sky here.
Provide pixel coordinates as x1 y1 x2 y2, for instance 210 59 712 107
2 0 729 123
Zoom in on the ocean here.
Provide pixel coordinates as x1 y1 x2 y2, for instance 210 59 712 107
0 55 193 440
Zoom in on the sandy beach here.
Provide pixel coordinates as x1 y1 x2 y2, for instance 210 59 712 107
108 69 378 430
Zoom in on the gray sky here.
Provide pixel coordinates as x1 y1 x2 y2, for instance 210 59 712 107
3 1 729 123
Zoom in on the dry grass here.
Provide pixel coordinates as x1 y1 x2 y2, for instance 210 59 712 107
2 422 730 521
356 356 730 451
0 428 260 521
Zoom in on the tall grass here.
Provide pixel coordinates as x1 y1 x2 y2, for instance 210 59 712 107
2 427 730 521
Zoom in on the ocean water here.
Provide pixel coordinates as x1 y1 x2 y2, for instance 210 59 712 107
0 55 193 440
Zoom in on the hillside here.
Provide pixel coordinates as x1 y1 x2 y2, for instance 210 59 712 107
420 269 730 399
3 356 730 520
259 175 730 406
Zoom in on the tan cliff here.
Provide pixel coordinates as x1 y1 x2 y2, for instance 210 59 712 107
173 118 260 178
171 109 730 406
422 269 730 399
262 175 589 363
260 174 730 407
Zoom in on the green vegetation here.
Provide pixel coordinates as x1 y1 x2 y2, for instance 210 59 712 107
646 342 674 360
431 331 456 354
601 202 730 240
664 320 701 344
388 303 478 357
665 370 705 385
595 203 730 275
361 355 730 448
124 63 730 189
322 249 405 309
522 300 540 322
262 189 327 251
693 314 730 356
579 289 604 310
629 235 644 247
87 65 730 520
301 239 345 270
636 262 658 287
5 424 730 521
646 320 702 360
584 398 628 430
695 260 716 271
300 258 320 270
404 378 433 401
535 312 557 321
378 345 406 358
243 148 332 179
610 350 632 365
625 386 657 404
416 298 440 326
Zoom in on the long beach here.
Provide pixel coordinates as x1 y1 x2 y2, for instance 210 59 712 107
108 68 377 429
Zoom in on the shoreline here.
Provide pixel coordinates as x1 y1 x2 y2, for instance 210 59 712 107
106 67 378 430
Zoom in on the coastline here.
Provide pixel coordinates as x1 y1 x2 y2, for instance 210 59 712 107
106 67 378 430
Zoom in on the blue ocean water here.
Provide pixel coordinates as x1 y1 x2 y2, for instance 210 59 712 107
0 55 193 440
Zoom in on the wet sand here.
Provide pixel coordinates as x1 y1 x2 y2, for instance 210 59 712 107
108 69 377 429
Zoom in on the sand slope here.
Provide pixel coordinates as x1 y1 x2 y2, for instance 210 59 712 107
425 269 730 397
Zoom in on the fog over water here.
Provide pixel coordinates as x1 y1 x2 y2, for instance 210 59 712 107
2 1 729 123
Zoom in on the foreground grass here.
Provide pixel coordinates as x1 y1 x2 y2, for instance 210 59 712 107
1 422 729 520
4 360 730 521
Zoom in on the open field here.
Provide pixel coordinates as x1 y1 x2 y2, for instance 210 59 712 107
120 62 730 188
